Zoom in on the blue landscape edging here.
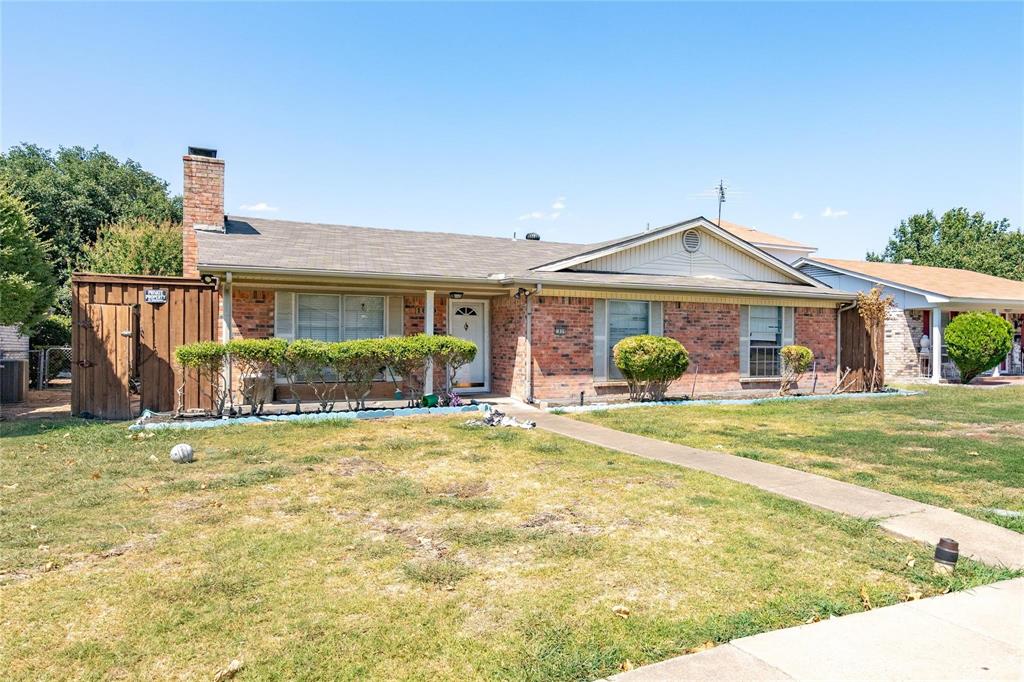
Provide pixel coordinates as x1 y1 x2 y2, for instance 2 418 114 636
549 389 920 414
129 403 483 431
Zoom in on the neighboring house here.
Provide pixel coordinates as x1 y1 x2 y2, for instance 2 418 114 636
796 258 1024 382
715 220 817 264
0 325 29 357
182 148 852 404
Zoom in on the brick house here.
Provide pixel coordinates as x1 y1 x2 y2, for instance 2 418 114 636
796 258 1024 383
184 148 854 404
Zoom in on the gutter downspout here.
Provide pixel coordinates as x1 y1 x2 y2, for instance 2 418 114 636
836 300 856 384
523 284 542 403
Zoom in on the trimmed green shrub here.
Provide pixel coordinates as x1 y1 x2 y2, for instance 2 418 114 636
225 338 287 414
174 341 229 415
379 335 433 405
944 312 1013 384
779 345 814 395
612 335 689 401
331 338 387 411
279 339 337 412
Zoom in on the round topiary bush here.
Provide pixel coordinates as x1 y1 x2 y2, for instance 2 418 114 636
944 312 1013 384
612 335 689 401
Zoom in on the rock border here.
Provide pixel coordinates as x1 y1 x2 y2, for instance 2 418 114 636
129 404 484 431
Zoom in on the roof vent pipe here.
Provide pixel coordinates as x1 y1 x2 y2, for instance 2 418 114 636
525 232 541 241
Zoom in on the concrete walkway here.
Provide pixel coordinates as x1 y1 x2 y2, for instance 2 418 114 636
501 404 1024 570
603 577 1024 681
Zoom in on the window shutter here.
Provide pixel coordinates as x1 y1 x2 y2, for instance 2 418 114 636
739 305 750 377
782 307 795 347
274 292 295 340
593 299 608 381
649 301 663 336
387 296 404 336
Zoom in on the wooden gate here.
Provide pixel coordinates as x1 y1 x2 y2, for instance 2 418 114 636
75 304 134 419
839 306 884 392
72 274 220 418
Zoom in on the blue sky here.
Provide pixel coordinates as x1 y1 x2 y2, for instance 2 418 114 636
2 2 1021 257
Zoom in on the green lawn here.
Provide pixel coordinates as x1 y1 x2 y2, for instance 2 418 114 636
1 415 1015 680
572 386 1024 533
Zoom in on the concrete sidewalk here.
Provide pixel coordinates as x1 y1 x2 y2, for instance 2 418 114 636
501 404 1024 570
604 577 1024 681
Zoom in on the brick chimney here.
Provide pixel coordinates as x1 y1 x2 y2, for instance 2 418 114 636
182 146 225 277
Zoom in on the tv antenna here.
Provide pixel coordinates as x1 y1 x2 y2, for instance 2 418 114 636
716 179 726 227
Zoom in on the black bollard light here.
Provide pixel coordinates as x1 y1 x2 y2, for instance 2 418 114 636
933 537 959 574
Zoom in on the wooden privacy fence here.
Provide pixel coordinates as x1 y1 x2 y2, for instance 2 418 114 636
838 305 884 392
72 273 220 419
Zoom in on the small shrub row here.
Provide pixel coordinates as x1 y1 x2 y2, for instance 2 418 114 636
173 334 477 416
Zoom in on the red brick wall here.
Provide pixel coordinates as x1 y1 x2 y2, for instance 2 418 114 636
182 154 225 278
663 301 742 393
795 306 837 389
403 294 447 336
531 296 595 401
490 295 527 398
231 289 275 339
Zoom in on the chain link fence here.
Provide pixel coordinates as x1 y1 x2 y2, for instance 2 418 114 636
28 346 73 390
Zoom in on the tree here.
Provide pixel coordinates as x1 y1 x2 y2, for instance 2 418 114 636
85 220 183 276
0 186 56 333
0 144 182 308
867 208 1024 281
854 287 894 393
944 312 1013 384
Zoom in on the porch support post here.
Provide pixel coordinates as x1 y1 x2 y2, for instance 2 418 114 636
424 290 435 395
931 307 942 384
992 308 1002 377
222 272 234 411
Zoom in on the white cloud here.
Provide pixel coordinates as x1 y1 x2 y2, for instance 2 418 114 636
821 207 848 219
791 211 804 220
518 196 566 221
240 202 279 212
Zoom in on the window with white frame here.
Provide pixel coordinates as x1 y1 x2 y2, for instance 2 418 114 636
292 294 386 341
748 305 782 377
608 300 650 379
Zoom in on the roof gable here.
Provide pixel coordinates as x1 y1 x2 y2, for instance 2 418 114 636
535 217 823 287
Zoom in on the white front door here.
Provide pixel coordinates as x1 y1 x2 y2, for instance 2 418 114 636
450 301 487 389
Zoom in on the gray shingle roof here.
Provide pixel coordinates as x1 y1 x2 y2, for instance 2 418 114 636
197 216 584 279
196 215 849 299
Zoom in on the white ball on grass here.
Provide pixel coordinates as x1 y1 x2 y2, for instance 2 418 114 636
170 443 194 464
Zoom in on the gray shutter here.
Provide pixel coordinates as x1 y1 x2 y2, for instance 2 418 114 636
649 301 663 336
274 291 294 340
593 299 608 381
387 296 404 337
782 307 795 347
739 305 749 377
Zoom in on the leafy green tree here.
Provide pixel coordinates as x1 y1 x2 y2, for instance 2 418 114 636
85 220 183 276
0 186 56 333
867 208 1024 281
0 144 182 306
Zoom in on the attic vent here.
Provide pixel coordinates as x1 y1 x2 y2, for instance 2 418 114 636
525 232 541 241
682 229 701 253
800 265 834 280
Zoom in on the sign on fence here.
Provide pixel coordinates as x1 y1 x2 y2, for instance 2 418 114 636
144 288 168 304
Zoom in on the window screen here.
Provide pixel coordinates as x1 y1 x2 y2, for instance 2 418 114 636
343 296 385 340
748 305 782 377
608 300 650 379
297 294 341 342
